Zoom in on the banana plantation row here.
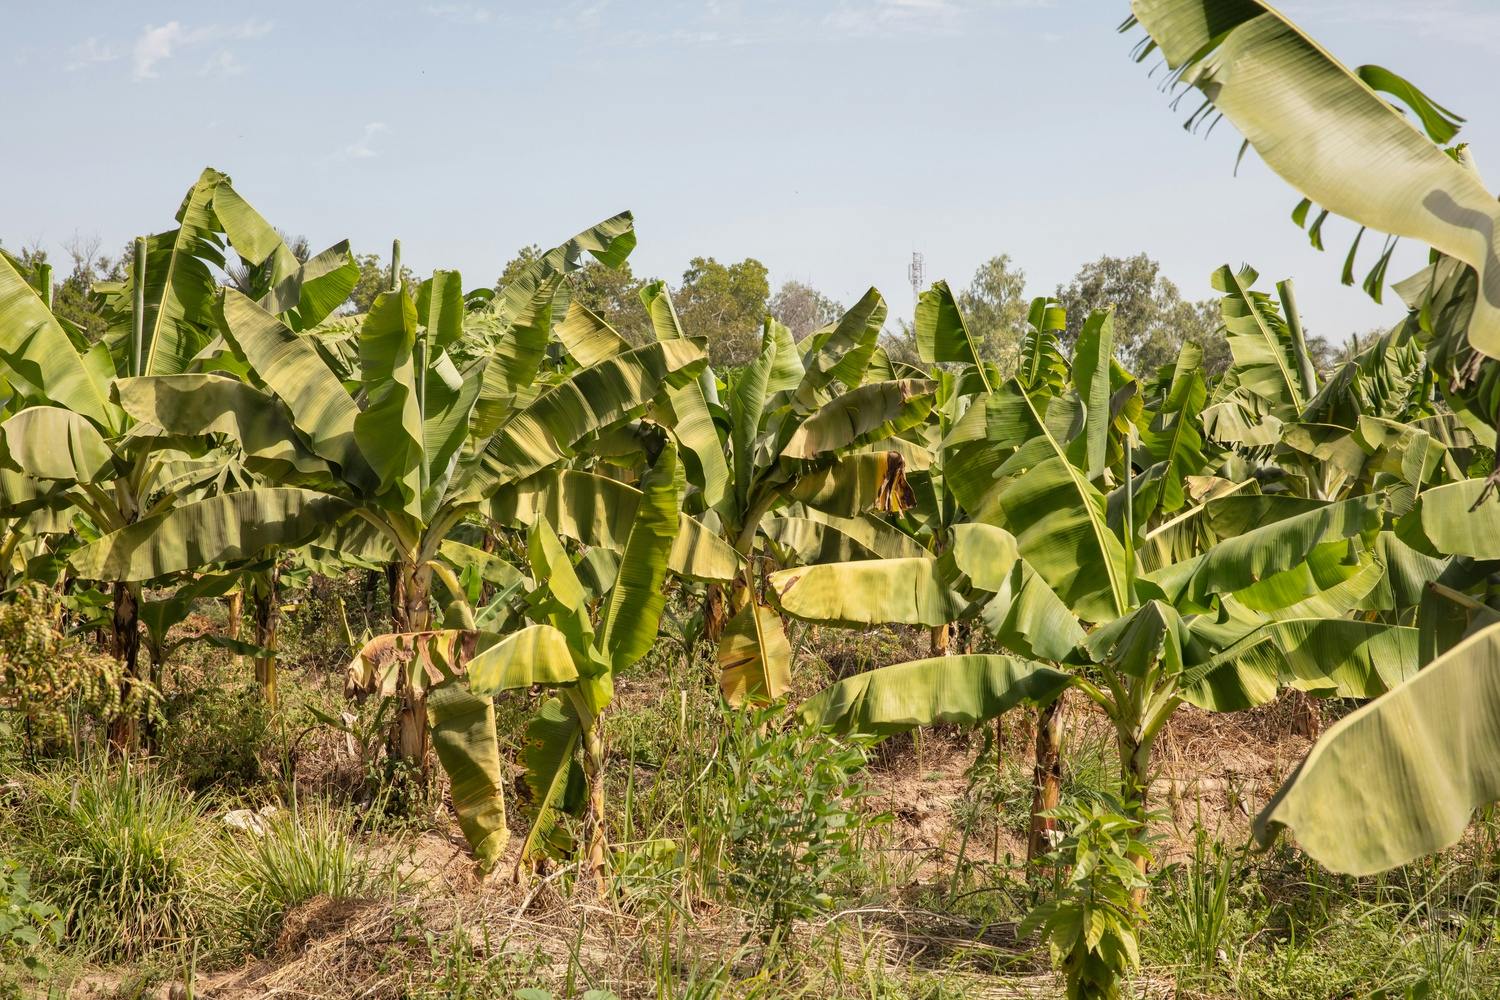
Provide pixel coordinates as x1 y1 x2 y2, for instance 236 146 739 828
6 1 1500 994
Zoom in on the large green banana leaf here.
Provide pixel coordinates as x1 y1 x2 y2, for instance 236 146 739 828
596 448 679 678
519 695 587 861
118 168 229 378
354 287 424 512
1129 0 1500 356
477 339 705 489
786 451 915 518
70 488 352 582
0 252 114 426
1069 310 1115 482
799 654 1072 740
950 523 1088 663
487 469 739 582
465 624 578 694
762 510 925 563
796 287 886 402
770 557 968 628
494 212 635 329
781 380 936 460
953 381 1131 622
635 283 729 507
218 290 375 490
1137 341 1209 517
915 281 985 379
112 374 324 477
1399 479 1500 558
1254 622 1500 875
1146 495 1381 610
256 240 360 330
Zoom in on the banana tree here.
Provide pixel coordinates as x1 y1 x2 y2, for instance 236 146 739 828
0 169 351 742
343 443 690 879
711 298 936 703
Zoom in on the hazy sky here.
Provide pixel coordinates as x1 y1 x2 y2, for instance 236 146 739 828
7 1 1498 344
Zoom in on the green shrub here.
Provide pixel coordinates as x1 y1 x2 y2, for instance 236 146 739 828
0 584 149 751
0 859 60 977
1022 796 1154 1000
159 669 271 792
709 708 886 950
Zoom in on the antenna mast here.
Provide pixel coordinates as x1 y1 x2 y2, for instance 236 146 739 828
907 250 925 302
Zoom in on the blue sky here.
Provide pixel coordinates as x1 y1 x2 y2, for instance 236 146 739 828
7 1 1498 343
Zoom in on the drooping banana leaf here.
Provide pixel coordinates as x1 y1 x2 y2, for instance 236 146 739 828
0 406 115 484
477 339 705 489
718 602 792 708
466 623 578 694
780 379 936 460
1254 621 1500 875
762 509 925 563
799 654 1072 741
770 557 968 628
427 679 509 870
69 488 352 582
1129 0 1500 356
112 374 324 477
487 469 739 582
1145 494 1382 610
1398 478 1500 559
519 695 588 862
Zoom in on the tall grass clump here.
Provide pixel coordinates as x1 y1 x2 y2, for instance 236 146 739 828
15 759 208 960
219 800 393 950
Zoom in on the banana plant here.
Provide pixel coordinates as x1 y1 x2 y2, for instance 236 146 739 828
710 297 936 704
343 443 687 880
530 284 934 705
0 169 352 744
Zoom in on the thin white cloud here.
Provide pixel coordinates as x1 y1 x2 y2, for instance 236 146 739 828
345 122 389 160
66 37 121 71
423 3 495 25
826 0 1051 37
132 19 272 81
200 50 244 77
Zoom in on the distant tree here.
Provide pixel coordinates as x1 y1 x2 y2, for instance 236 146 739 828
770 280 842 341
674 256 770 368
496 247 651 344
570 259 650 345
880 318 922 368
958 254 1031 367
346 249 413 314
1055 254 1227 377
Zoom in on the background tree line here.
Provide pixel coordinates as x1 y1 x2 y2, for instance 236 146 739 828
7 233 1347 378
